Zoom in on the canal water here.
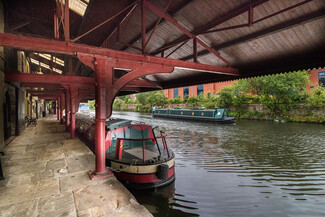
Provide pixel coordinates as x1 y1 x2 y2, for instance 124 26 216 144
112 111 325 217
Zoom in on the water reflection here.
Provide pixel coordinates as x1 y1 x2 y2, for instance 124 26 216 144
112 111 325 217
130 181 199 217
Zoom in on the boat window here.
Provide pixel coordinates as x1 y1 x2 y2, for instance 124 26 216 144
319 72 325 87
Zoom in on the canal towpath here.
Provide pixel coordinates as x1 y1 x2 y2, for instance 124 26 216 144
0 115 152 217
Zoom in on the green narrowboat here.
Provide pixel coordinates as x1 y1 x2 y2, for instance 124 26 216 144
152 108 235 124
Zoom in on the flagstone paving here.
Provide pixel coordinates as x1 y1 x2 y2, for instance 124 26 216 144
0 115 152 217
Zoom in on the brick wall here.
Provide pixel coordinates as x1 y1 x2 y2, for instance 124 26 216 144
214 80 234 93
179 87 184 99
165 81 235 99
203 83 214 95
163 68 324 100
189 86 197 97
307 68 324 91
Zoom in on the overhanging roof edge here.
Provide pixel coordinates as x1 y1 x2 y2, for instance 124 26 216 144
0 33 239 76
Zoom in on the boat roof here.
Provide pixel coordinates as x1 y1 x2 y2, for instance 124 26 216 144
76 112 132 129
105 118 132 130
156 108 228 112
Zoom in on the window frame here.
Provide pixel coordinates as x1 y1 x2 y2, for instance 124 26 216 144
319 71 325 87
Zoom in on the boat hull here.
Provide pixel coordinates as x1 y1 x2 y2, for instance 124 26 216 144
153 113 235 124
116 173 175 190
107 158 175 189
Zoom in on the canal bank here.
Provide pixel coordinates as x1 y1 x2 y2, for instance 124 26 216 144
114 103 325 124
0 115 152 217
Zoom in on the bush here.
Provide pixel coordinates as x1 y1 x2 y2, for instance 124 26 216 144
87 100 95 110
135 104 151 113
113 100 122 110
306 86 325 108
136 90 166 106
216 86 234 108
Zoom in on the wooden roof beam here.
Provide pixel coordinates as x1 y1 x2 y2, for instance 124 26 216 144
150 0 269 56
100 3 138 48
144 1 230 65
181 8 325 61
121 0 194 51
72 2 138 42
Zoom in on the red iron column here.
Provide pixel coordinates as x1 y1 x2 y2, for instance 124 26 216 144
69 84 78 139
54 100 57 115
60 94 64 123
77 55 115 179
93 57 113 175
57 98 60 121
65 91 70 131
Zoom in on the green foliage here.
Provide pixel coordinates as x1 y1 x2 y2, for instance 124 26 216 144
183 95 189 103
136 90 165 107
246 70 309 115
87 100 95 110
113 100 122 111
215 86 234 108
112 70 324 123
168 96 182 104
306 86 325 108
135 104 151 113
117 95 135 104
186 96 199 105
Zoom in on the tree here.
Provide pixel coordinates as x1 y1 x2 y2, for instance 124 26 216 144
118 95 130 103
244 70 309 115
307 86 325 108
87 100 95 110
135 90 165 106
216 86 234 108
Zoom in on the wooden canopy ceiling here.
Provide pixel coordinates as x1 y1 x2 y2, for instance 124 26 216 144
2 0 325 93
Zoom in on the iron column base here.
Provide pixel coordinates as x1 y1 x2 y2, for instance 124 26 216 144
88 168 114 180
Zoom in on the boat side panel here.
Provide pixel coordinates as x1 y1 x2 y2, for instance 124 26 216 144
169 109 214 118
153 113 235 123
110 158 175 174
113 165 175 184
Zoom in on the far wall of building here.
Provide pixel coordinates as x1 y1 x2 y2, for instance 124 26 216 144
307 68 325 91
164 68 325 100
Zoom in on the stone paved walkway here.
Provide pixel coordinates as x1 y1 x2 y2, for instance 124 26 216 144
0 115 152 217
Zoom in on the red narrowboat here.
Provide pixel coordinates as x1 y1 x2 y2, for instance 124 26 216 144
75 113 175 189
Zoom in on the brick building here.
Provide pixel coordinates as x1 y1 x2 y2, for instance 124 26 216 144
164 68 325 100
307 68 325 91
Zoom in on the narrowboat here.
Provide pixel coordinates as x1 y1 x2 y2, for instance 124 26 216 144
152 108 235 124
75 113 175 189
